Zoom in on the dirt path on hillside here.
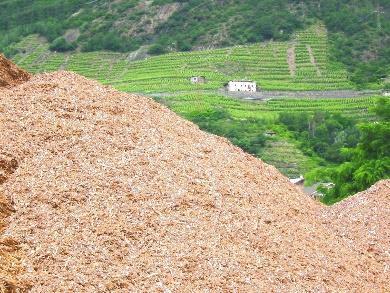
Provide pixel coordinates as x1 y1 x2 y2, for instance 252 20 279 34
59 55 70 70
146 88 380 100
287 46 296 77
306 45 321 76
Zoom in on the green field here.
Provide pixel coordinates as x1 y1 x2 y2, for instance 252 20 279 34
12 25 356 92
10 25 382 177
161 93 377 121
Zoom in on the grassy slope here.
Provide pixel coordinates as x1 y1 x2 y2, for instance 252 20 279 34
2 0 387 87
13 25 355 91
11 25 380 177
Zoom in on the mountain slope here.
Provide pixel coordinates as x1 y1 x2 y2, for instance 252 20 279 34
0 0 388 85
10 25 354 91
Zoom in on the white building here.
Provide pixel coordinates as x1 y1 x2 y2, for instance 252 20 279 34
290 175 304 185
227 80 257 92
190 76 206 84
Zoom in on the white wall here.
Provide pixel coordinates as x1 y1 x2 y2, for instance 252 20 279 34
190 77 206 83
228 81 256 92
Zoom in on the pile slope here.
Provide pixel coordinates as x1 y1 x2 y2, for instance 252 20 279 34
0 70 388 291
322 180 390 272
0 56 30 291
0 53 30 87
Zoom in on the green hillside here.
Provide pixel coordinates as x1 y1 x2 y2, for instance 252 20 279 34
1 0 389 85
12 25 356 91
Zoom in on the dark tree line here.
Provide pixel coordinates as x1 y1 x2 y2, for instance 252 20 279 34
296 98 390 204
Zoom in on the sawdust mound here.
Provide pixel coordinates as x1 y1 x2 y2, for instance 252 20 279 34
0 71 388 291
0 55 30 291
0 54 30 88
322 180 390 274
0 155 27 291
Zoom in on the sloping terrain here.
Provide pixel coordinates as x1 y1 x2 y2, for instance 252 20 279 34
0 64 388 291
0 0 304 52
1 0 388 85
11 26 354 91
11 26 375 179
0 57 30 291
321 180 390 272
0 54 30 87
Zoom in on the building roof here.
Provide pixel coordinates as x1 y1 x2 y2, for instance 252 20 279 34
290 175 304 184
229 80 255 83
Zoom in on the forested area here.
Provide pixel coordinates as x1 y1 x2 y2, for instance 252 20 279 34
279 111 360 163
290 98 390 204
0 0 388 86
311 99 390 204
184 108 268 157
303 0 390 85
179 97 389 204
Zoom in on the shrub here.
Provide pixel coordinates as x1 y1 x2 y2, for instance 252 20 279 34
49 37 76 52
148 44 166 55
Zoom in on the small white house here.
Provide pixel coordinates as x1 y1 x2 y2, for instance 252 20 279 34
190 76 206 84
290 175 304 185
227 80 257 92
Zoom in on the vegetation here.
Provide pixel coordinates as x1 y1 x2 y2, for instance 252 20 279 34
279 111 360 163
10 26 356 91
0 0 388 85
184 108 267 156
307 98 390 204
155 92 379 177
50 37 76 52
310 0 390 85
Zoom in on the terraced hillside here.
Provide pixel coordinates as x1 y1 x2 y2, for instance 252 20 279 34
163 94 377 121
12 25 354 92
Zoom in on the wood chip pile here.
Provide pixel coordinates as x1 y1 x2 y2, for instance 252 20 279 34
0 54 30 87
0 59 388 291
0 56 30 291
321 180 390 278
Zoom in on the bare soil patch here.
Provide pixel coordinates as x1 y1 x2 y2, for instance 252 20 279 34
306 45 322 76
287 45 296 76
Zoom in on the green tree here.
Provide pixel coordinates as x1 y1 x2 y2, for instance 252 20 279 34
50 37 76 52
312 98 390 204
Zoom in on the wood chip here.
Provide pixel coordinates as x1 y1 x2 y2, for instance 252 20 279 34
0 54 30 88
0 58 388 292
